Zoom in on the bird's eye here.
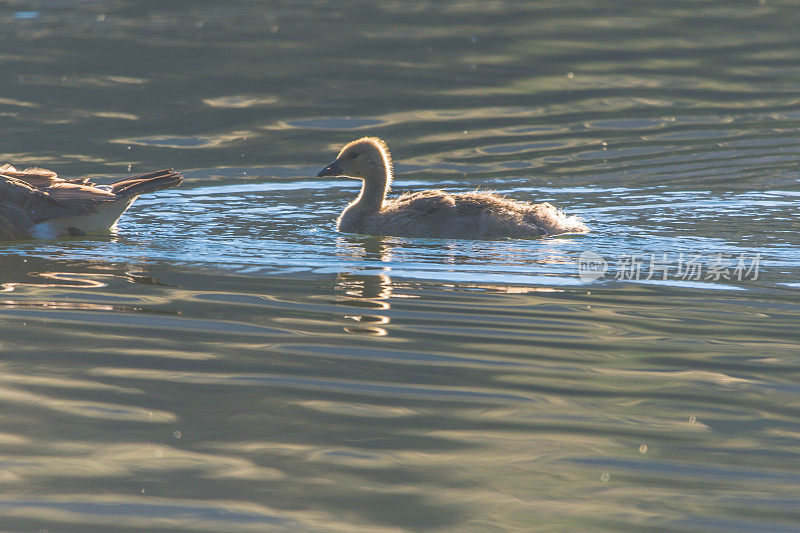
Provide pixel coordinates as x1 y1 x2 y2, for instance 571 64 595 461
349 152 359 159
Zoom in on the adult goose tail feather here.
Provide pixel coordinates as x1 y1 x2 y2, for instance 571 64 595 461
110 169 183 197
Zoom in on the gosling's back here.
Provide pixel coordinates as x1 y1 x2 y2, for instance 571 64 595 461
340 189 588 238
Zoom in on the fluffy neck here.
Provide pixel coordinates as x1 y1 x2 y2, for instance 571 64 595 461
349 144 392 214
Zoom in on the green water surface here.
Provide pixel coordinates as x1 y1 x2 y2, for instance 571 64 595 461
1 1 800 531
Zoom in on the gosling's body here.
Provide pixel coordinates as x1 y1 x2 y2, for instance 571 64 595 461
0 165 182 240
317 138 588 239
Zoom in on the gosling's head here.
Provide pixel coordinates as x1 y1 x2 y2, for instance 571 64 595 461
317 137 393 182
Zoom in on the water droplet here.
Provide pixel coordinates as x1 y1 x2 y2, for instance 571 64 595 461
638 444 648 454
600 472 610 482
173 430 182 439
567 72 575 79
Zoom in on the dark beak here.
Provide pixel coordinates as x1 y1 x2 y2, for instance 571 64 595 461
316 160 342 178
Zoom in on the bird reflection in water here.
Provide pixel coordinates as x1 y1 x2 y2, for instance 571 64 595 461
332 233 575 335
336 273 392 336
334 235 412 336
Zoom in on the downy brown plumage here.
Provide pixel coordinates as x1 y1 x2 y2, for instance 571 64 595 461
317 137 588 239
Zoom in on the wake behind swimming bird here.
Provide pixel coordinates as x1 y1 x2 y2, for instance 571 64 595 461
317 137 589 239
0 165 182 240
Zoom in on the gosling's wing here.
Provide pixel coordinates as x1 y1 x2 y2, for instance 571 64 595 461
393 190 503 218
392 190 456 213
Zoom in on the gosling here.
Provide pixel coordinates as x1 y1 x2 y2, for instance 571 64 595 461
0 165 182 240
317 137 588 239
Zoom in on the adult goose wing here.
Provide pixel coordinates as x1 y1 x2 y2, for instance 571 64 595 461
0 166 182 239
0 173 66 239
